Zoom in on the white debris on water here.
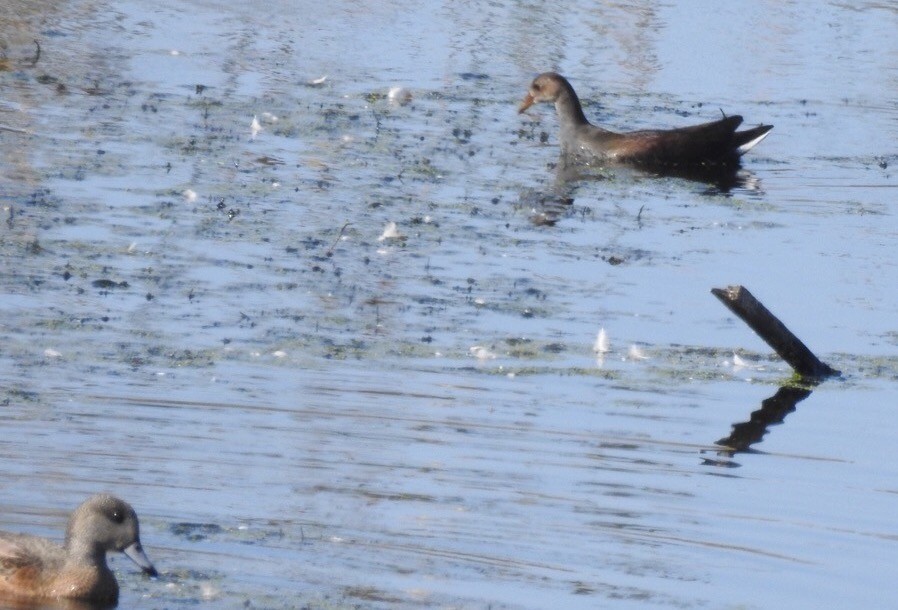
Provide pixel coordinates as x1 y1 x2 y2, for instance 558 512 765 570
378 221 402 241
593 328 610 354
470 345 497 360
250 115 262 139
388 86 412 105
628 345 649 360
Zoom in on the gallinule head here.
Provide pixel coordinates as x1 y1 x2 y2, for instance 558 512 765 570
519 72 772 168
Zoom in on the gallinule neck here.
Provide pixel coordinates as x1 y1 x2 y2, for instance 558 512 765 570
519 72 772 167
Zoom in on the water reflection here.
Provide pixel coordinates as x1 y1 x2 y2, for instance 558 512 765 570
554 154 765 193
710 382 817 461
518 182 576 226
518 155 768 233
519 154 766 227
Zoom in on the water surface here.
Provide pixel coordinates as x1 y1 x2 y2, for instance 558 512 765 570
2 1 898 608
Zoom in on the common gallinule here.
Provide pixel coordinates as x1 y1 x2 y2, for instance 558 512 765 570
0 495 157 602
519 72 772 167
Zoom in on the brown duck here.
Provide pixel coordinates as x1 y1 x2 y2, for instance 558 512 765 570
0 495 157 603
519 72 772 167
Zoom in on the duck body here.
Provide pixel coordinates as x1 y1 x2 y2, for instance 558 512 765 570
520 72 772 168
0 495 157 604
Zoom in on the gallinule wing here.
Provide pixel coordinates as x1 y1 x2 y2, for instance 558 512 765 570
519 72 772 168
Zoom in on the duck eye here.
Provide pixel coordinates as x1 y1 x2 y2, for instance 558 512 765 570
110 510 124 524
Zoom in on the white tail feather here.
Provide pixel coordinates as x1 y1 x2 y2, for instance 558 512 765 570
736 129 772 155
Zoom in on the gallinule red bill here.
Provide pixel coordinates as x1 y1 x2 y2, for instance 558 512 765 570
519 72 772 168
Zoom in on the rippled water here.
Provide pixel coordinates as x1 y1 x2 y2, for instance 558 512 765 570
2 1 898 608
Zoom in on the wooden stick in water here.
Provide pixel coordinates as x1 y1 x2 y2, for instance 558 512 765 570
711 284 839 378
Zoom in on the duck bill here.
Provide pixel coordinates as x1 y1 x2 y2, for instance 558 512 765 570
518 93 535 113
123 541 159 577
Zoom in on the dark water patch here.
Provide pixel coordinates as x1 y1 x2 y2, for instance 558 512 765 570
171 522 224 541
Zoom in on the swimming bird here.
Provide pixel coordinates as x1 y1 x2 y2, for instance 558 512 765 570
519 72 772 168
0 494 157 604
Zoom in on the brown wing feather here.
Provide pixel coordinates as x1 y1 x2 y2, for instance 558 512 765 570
0 537 39 571
616 116 745 164
0 533 63 572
